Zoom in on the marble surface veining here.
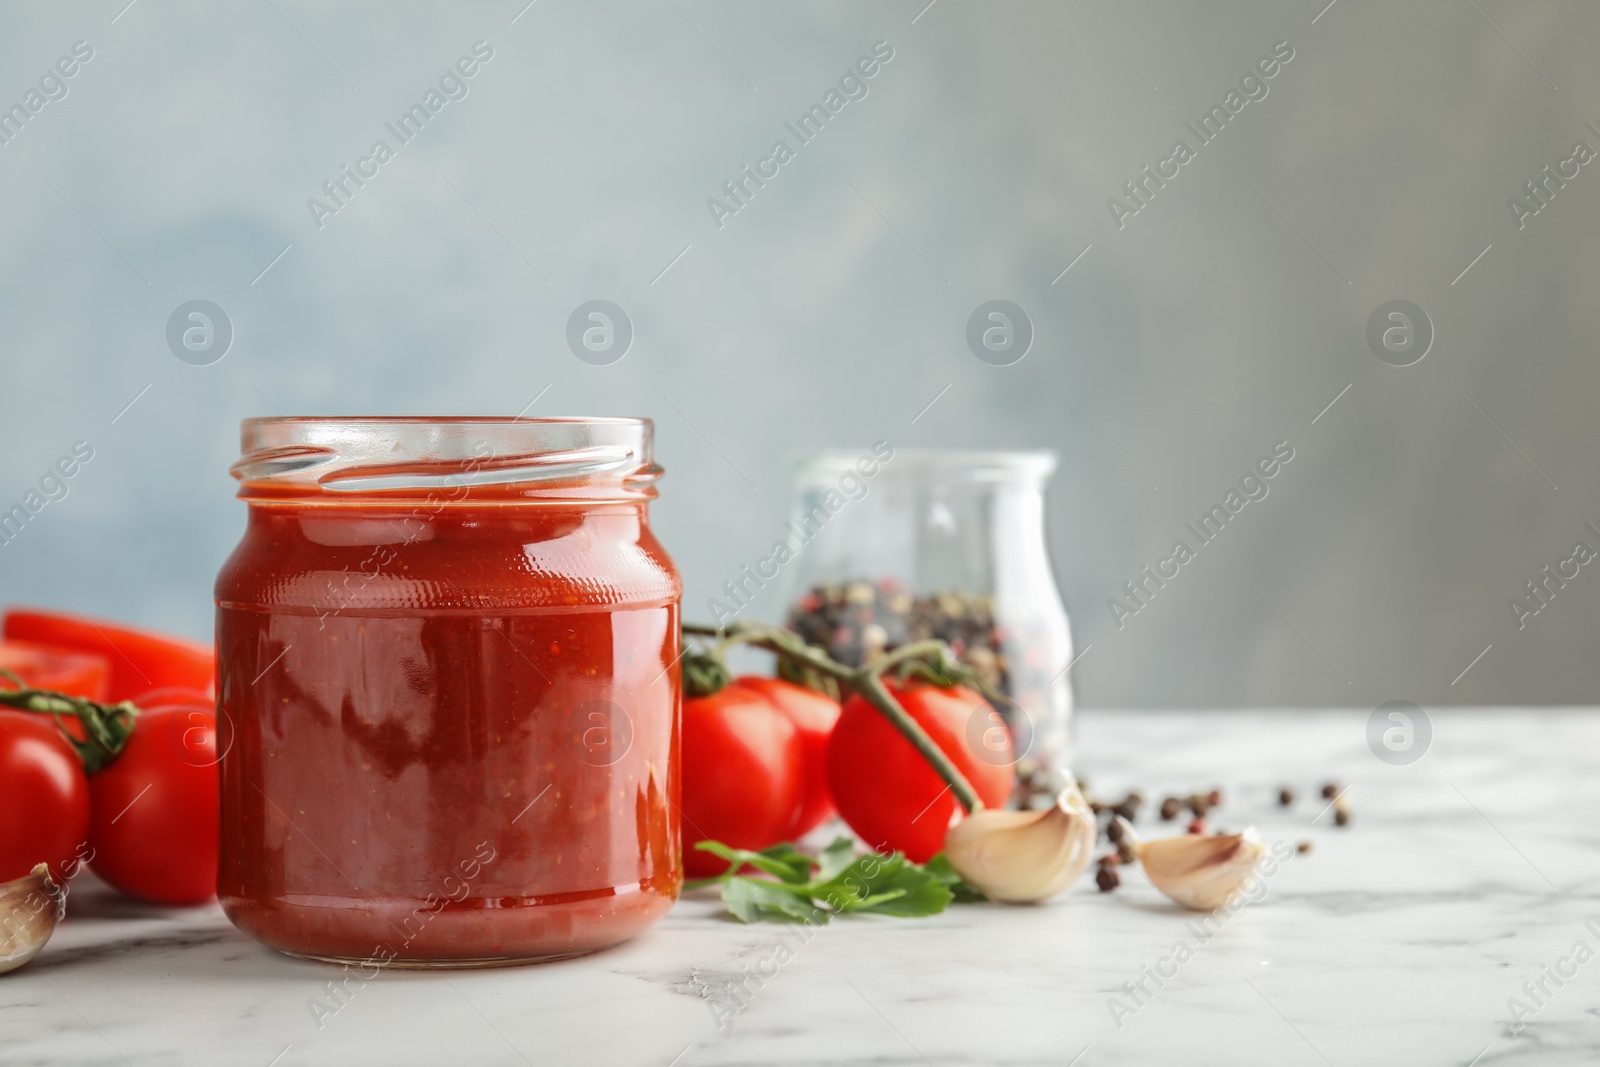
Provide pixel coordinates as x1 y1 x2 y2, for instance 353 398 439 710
4 709 1598 1067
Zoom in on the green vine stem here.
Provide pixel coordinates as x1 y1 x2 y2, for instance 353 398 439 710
0 670 140 774
683 621 985 814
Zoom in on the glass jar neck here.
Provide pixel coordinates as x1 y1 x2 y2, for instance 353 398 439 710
232 417 661 504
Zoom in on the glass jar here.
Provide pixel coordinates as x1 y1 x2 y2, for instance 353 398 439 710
214 417 681 967
776 448 1074 805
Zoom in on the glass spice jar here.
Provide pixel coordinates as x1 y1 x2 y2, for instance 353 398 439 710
775 448 1075 805
214 417 681 967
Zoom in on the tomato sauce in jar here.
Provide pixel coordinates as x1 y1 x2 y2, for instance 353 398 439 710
215 418 680 966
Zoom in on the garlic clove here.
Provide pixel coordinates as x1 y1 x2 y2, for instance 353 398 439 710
1138 827 1266 911
0 864 67 975
942 784 1097 903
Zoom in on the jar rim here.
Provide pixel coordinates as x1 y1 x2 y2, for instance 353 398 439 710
240 416 650 427
233 416 660 501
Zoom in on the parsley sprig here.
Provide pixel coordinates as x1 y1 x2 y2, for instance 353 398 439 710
689 838 984 923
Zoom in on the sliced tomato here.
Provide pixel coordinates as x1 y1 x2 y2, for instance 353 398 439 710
0 639 110 701
4 608 213 704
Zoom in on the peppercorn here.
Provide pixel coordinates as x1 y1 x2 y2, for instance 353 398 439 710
1296 841 1313 854
1205 789 1222 808
1333 798 1351 827
1186 818 1207 835
1106 816 1139 863
1160 796 1182 821
1321 783 1340 799
1096 866 1120 892
1097 853 1119 869
1278 787 1295 807
1187 794 1210 818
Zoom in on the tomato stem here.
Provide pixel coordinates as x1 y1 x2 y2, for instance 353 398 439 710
0 670 140 774
682 622 985 814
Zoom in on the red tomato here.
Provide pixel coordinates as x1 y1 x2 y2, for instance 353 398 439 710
731 675 840 838
826 681 1014 862
4 608 213 705
0 640 110 701
681 687 803 878
88 705 220 904
0 710 91 883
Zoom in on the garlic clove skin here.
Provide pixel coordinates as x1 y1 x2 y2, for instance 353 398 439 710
0 864 67 975
1138 827 1266 911
942 785 1097 903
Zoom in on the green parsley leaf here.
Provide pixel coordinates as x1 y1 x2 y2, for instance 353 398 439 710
924 852 988 903
693 840 816 884
692 839 971 923
723 877 827 924
816 837 858 882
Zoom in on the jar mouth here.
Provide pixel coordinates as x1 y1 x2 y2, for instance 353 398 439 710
233 417 660 501
793 448 1056 484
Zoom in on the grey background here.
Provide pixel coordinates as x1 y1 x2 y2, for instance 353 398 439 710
0 0 1594 708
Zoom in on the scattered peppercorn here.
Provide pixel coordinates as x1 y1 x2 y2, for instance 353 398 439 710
1097 853 1119 869
1111 792 1141 822
1186 818 1207 835
1296 841 1313 854
1096 866 1120 892
1205 789 1222 808
1278 787 1295 807
1160 796 1182 821
1106 816 1139 863
1321 783 1340 799
1187 794 1210 818
1333 798 1351 827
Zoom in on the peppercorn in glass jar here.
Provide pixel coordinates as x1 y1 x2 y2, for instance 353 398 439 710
215 417 680 966
776 449 1074 805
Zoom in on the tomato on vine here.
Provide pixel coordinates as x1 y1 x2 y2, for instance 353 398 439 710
88 702 220 905
826 680 1013 863
0 710 91 884
0 670 220 905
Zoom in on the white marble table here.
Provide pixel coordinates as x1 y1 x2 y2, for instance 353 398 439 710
5 709 1596 1067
